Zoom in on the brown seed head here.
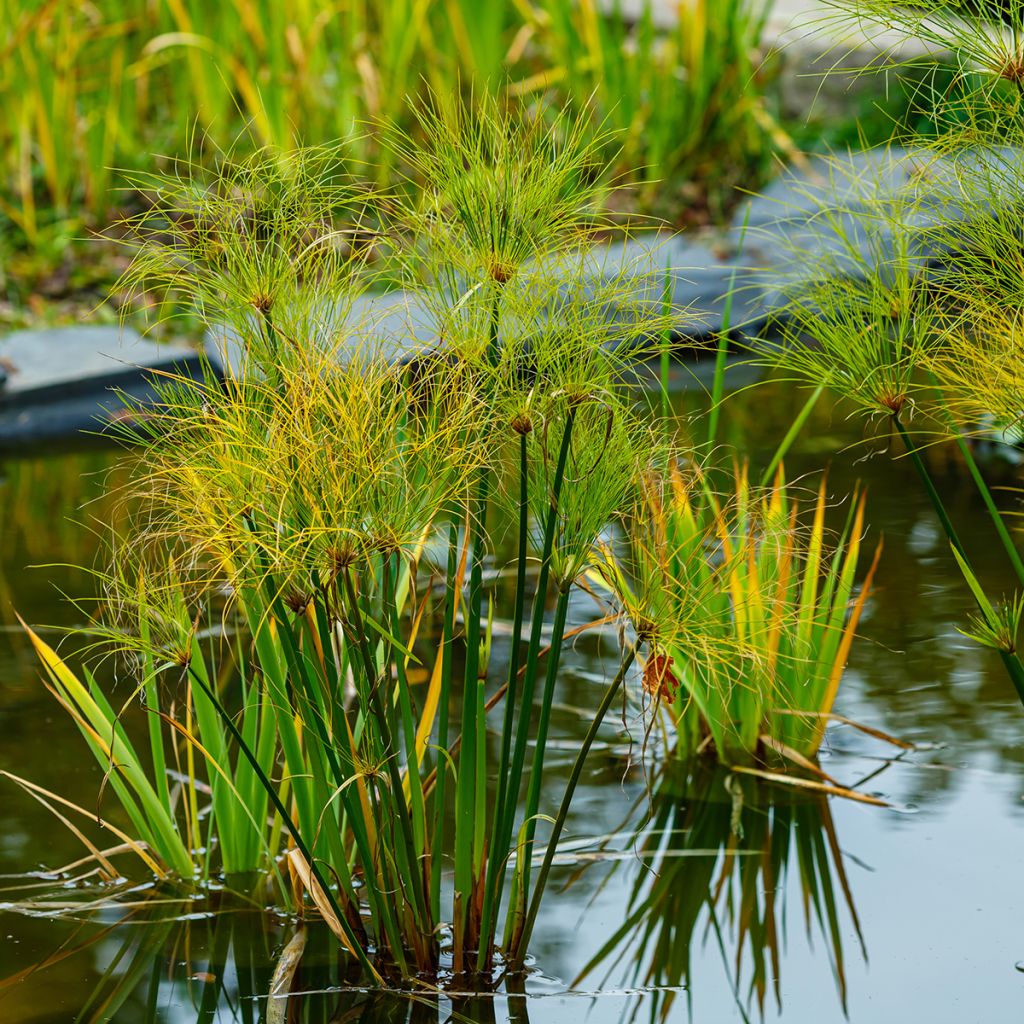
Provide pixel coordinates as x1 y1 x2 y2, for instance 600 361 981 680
487 254 515 284
511 411 533 435
327 543 359 576
633 616 657 643
880 392 907 415
284 590 311 615
999 54 1024 85
642 651 680 702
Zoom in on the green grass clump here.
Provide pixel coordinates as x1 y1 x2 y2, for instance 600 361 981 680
603 461 878 766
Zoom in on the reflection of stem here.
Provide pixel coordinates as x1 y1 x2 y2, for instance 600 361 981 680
577 768 862 1020
509 647 638 967
893 414 1024 705
506 971 530 1023
706 899 754 1024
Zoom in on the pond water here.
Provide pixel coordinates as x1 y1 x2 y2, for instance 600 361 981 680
2 365 1023 1023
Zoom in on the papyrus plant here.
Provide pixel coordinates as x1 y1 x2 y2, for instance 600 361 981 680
756 0 1024 701
17 98 700 984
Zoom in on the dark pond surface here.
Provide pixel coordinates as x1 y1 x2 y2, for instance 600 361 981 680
2 364 1023 1023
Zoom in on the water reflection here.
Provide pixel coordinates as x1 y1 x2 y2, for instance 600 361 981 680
4 375 1024 1021
576 763 863 1022
0 451 130 697
0 889 533 1024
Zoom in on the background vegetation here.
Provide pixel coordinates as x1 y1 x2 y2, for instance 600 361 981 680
1 0 784 327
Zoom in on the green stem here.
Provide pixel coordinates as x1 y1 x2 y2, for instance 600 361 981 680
660 258 672 435
998 650 1024 706
926 378 1024 590
895 415 1024 705
453 291 502 969
385 555 428 856
707 333 730 449
493 406 577 948
341 566 431 944
487 287 502 367
184 664 380 982
707 208 749 448
477 431 530 966
893 416 968 560
506 583 572 950
759 383 824 487
138 616 170 818
956 434 1024 588
509 647 637 968
430 522 458 923
453 467 491 969
259 306 281 386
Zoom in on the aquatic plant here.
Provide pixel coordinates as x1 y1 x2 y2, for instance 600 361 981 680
10 100 696 985
601 460 880 767
6 88 892 994
115 143 377 348
577 764 865 1022
752 0 1024 703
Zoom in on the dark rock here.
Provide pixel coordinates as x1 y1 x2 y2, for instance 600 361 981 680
0 326 217 451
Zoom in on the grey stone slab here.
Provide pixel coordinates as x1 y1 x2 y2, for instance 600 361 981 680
0 327 208 402
206 290 449 378
345 291 447 359
737 148 917 230
736 145 1023 244
0 326 219 450
573 233 783 338
206 143 1024 373
731 145 1024 324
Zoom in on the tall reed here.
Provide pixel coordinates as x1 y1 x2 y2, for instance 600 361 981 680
1 0 778 264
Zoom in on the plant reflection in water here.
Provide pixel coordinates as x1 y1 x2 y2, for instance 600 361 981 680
0 885 530 1024
1 761 866 1023
576 762 864 1022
